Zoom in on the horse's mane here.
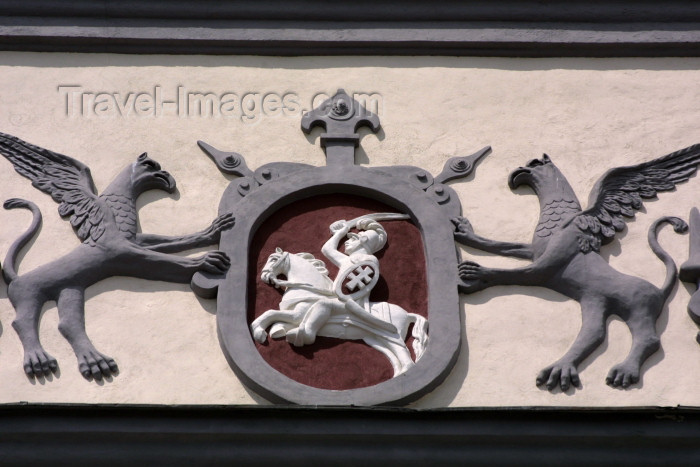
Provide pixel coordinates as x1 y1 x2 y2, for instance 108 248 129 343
294 252 329 276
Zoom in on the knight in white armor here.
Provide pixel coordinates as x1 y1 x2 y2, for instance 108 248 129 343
285 217 395 346
253 212 427 376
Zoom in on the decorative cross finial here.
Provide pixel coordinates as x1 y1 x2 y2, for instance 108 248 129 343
301 89 380 166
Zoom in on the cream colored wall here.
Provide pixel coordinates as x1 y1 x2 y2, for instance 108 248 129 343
0 53 698 407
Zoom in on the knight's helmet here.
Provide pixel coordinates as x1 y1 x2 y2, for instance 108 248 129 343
356 219 387 253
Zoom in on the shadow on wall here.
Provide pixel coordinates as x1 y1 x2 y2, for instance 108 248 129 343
1 54 699 72
410 299 469 407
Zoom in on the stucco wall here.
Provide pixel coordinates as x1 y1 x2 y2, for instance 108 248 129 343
0 53 698 407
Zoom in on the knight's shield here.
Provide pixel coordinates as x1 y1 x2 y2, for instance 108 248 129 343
335 259 379 301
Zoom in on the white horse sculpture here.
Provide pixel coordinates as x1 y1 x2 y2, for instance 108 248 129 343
250 247 429 376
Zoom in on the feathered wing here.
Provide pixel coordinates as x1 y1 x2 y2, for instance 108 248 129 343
573 144 700 253
0 132 108 243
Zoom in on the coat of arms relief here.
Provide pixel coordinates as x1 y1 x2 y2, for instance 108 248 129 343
0 89 699 405
251 212 429 378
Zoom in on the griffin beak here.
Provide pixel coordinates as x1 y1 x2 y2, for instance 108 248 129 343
508 167 531 189
158 171 177 193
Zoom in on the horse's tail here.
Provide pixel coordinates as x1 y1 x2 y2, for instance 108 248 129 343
409 314 429 361
3 198 42 284
648 216 687 301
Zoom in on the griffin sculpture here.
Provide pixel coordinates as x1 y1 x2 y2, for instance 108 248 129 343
454 145 700 390
0 132 234 380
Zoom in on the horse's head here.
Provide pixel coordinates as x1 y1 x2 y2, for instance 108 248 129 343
261 247 290 286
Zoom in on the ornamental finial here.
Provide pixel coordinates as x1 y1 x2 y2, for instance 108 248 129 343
301 89 380 166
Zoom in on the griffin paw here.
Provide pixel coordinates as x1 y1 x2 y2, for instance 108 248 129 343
78 350 119 381
451 216 474 235
457 260 490 293
208 213 235 237
198 251 231 274
23 349 58 378
536 361 580 391
606 364 640 388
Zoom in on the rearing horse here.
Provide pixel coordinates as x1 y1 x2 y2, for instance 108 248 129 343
250 248 428 377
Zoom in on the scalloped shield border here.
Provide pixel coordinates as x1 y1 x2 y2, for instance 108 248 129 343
197 162 463 406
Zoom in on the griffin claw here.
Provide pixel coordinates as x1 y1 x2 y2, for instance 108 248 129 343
457 261 490 293
537 362 581 391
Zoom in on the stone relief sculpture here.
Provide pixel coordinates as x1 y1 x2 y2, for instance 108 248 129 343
192 90 489 405
6 84 695 403
454 145 700 390
251 214 428 377
0 133 234 380
0 89 491 406
680 207 700 343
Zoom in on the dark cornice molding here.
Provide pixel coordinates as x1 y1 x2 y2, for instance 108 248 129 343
0 1 699 56
1 404 699 465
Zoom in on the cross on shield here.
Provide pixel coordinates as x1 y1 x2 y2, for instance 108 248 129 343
335 260 380 302
345 265 375 291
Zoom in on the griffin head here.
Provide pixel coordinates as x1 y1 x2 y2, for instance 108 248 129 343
130 153 176 194
508 154 560 190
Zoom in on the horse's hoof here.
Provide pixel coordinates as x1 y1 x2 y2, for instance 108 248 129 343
286 329 305 347
252 327 267 343
269 327 286 339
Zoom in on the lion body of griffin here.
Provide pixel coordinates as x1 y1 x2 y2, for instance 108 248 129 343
0 132 234 380
454 145 700 391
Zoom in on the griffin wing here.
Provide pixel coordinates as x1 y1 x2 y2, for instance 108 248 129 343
573 144 700 253
0 132 108 243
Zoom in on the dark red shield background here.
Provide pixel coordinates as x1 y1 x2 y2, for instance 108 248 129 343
248 194 428 390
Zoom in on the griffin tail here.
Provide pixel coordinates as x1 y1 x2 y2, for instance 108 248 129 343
3 198 42 284
648 216 688 301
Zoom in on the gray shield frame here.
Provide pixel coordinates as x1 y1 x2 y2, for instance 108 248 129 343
210 163 461 406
